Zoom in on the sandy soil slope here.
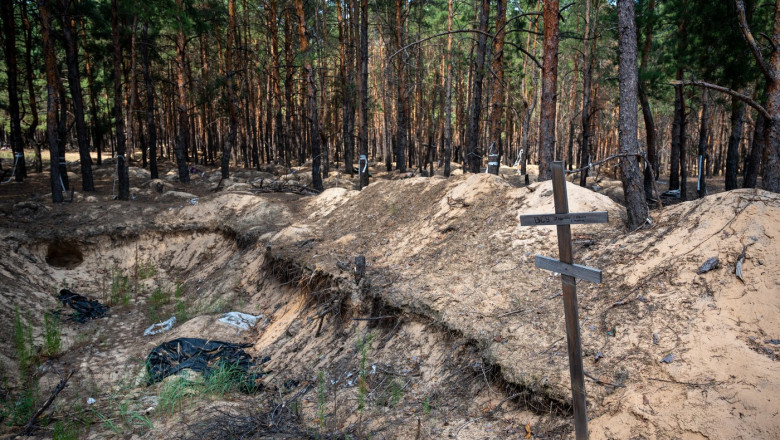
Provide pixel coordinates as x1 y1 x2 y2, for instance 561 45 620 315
0 162 777 439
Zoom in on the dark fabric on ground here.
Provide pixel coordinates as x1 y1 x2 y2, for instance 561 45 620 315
57 289 109 323
145 337 268 392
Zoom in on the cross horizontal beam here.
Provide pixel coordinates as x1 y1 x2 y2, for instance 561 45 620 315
520 211 608 226
534 255 602 284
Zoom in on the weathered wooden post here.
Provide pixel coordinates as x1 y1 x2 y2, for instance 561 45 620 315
520 161 607 440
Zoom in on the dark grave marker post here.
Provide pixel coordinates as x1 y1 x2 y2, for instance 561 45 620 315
519 161 607 440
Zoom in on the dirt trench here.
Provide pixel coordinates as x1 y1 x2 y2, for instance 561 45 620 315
0 209 567 439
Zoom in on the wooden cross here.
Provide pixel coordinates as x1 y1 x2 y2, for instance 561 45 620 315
519 161 607 440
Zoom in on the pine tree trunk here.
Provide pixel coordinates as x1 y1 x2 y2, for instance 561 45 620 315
743 112 764 188
725 96 744 190
60 3 94 191
112 0 130 199
488 0 507 175
1 0 26 181
337 0 355 176
465 0 489 174
696 88 711 197
538 0 559 180
56 80 69 191
21 2 41 172
80 19 102 167
579 20 596 188
617 0 649 229
222 0 238 179
638 0 657 199
358 0 369 188
128 16 139 162
670 14 687 194
39 0 62 202
141 22 158 179
394 0 407 173
174 0 190 182
295 0 323 191
443 0 453 177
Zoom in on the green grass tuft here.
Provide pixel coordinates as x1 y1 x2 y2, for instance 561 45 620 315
43 312 62 356
110 269 132 306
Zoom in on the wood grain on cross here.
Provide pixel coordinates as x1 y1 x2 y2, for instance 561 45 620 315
520 161 606 440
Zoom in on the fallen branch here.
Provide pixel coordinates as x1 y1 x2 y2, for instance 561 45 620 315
648 376 714 387
351 315 397 321
584 371 626 388
23 370 73 435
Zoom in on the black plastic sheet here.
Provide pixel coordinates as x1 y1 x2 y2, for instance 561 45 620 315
57 289 109 323
145 338 268 392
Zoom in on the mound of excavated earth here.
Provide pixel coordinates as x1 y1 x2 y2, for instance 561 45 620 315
0 168 777 439
269 174 780 439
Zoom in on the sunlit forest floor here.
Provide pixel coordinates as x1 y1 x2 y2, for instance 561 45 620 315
0 151 778 439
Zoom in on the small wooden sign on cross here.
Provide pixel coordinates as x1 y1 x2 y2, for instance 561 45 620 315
520 161 607 440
